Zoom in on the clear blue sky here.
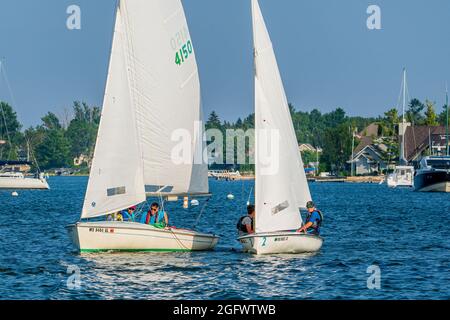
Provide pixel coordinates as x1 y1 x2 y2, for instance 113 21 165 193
1 0 450 128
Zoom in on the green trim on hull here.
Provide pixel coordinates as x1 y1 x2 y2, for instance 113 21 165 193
79 248 196 253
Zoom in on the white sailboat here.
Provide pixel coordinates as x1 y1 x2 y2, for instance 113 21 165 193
0 171 49 189
237 0 323 255
387 68 414 188
67 0 218 253
0 61 49 190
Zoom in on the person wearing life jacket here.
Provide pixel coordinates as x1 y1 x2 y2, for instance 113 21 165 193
121 206 137 222
237 204 255 235
144 202 169 227
297 201 323 235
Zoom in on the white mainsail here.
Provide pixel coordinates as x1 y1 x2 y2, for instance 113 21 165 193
252 0 312 233
120 0 208 196
82 0 207 219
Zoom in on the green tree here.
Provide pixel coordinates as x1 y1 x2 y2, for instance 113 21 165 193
205 111 223 132
66 102 100 159
406 98 425 125
36 129 70 169
0 101 23 159
382 108 399 137
424 100 438 126
41 112 62 131
321 123 352 175
438 105 449 126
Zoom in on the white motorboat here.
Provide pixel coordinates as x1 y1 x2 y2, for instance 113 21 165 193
387 165 414 188
0 171 49 189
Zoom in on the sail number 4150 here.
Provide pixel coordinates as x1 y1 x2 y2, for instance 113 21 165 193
175 40 193 66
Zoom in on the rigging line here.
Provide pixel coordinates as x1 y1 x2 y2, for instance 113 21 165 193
0 61 13 152
169 228 189 250
396 76 403 116
192 197 210 230
1 60 21 160
25 135 41 173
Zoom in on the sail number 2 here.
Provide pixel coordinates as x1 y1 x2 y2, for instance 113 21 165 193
175 40 193 66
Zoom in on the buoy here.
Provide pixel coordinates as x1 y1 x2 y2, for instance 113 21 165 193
183 196 189 209
246 201 250 206
227 193 234 200
11 191 19 197
191 199 199 206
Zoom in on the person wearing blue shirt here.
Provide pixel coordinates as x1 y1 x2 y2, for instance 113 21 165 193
143 202 169 227
120 206 137 222
297 201 323 235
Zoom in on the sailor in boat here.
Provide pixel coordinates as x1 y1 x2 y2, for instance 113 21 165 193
142 202 169 228
296 201 323 235
106 211 123 221
120 206 137 222
236 204 255 235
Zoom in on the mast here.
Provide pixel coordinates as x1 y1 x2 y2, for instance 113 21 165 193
399 68 407 165
446 85 449 156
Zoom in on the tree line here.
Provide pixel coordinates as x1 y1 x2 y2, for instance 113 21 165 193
205 100 449 174
0 97 448 174
0 101 100 171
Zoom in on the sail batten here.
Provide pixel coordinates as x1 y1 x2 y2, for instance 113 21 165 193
252 0 312 233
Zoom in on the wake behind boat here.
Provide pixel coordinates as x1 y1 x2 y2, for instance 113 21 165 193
237 0 323 255
67 0 218 253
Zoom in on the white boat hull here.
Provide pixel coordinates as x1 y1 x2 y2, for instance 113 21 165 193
237 231 323 255
0 177 49 189
66 221 219 253
387 166 414 188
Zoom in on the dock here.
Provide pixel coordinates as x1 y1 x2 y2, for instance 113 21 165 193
308 176 385 183
208 170 254 181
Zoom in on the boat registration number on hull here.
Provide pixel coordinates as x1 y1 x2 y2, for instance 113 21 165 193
88 227 115 234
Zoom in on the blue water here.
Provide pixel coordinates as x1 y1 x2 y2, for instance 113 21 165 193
0 177 449 300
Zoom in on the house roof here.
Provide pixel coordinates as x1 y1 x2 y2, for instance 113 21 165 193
353 123 380 155
299 143 316 151
352 144 384 162
404 126 448 161
359 123 379 138
353 136 373 155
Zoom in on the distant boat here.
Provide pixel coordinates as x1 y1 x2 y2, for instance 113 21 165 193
0 62 49 190
387 68 414 188
0 170 49 190
237 0 323 255
414 156 450 192
66 0 218 253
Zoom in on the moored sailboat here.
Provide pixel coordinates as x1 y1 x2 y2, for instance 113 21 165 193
67 0 218 253
237 0 323 255
0 61 49 190
387 68 414 188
